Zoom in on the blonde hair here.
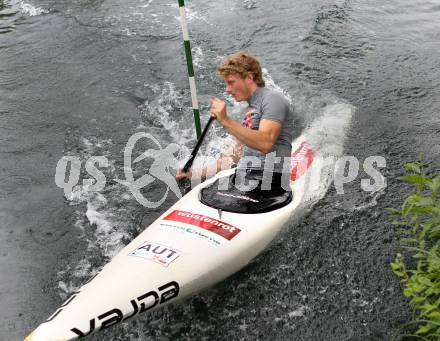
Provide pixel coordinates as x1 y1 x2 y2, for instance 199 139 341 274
217 51 265 87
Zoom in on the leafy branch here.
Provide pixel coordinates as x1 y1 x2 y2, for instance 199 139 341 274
390 155 440 340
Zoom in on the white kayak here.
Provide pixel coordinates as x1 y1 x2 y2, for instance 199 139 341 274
25 135 318 341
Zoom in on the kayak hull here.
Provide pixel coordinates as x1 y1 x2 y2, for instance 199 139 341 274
25 136 316 341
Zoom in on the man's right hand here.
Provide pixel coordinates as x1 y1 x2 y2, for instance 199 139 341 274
210 98 229 126
176 169 192 181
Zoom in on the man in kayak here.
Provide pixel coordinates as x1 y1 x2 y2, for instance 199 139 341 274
176 51 294 198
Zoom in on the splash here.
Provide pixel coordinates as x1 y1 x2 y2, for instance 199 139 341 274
18 1 48 16
56 137 136 294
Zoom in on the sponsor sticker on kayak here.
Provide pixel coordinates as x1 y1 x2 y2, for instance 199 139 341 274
290 141 315 181
129 241 180 267
160 222 222 246
68 281 179 337
162 210 241 241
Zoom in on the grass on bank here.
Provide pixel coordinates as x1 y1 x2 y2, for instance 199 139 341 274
389 156 440 340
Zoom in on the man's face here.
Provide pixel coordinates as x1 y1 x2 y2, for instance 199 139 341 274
224 73 254 102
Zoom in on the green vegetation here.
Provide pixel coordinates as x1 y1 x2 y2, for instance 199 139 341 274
389 157 440 340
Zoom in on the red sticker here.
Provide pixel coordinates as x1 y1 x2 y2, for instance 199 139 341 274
163 210 241 240
290 141 315 181
242 107 254 128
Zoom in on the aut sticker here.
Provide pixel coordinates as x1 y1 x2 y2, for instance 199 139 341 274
129 241 180 267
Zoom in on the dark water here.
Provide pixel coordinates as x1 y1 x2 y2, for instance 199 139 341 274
1 0 439 340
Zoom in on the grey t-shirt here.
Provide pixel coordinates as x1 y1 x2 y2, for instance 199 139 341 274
237 86 294 173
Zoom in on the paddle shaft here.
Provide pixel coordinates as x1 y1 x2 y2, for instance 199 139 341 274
182 116 215 173
177 0 202 138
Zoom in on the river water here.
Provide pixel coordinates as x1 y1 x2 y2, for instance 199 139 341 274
1 0 439 340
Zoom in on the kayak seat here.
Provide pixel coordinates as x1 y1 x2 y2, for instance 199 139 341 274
200 171 292 214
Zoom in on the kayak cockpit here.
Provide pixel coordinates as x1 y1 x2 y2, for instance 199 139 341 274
200 170 292 214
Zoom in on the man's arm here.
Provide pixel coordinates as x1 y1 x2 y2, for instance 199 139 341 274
210 97 282 154
221 118 281 154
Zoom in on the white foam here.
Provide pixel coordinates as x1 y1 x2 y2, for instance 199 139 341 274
288 305 309 317
351 187 386 211
304 102 355 158
239 323 249 331
263 68 293 104
140 81 195 162
69 182 131 257
57 137 133 294
295 102 355 204
171 3 208 24
57 278 78 300
192 46 204 68
186 7 208 23
18 1 48 16
141 0 154 8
